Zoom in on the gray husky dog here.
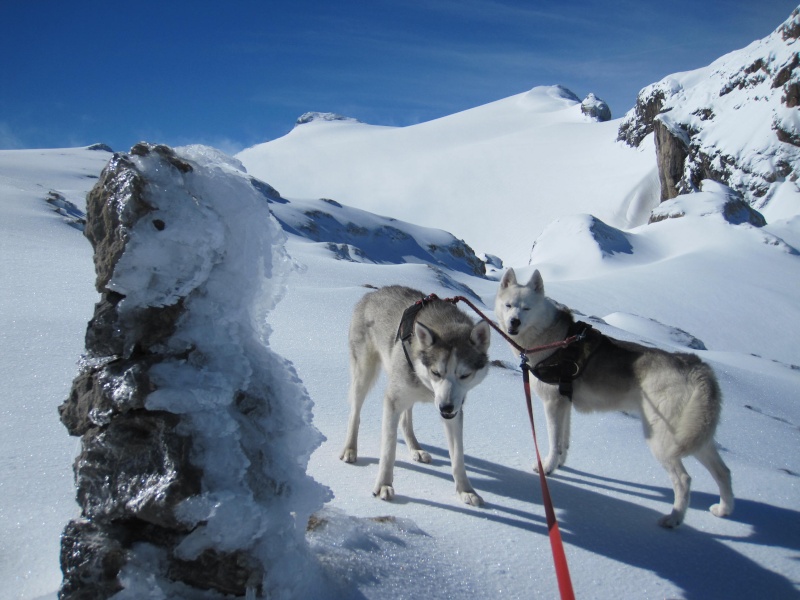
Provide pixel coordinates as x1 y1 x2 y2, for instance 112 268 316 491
495 268 734 527
340 285 491 506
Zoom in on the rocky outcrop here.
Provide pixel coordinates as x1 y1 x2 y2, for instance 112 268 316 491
58 143 328 598
653 118 690 201
649 180 768 226
616 84 671 147
580 93 611 121
295 112 361 126
617 8 800 212
265 195 488 277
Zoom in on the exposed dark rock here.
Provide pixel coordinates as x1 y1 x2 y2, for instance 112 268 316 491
654 118 690 201
74 411 200 529
59 520 127 600
580 93 612 121
616 86 668 147
83 153 151 291
779 7 800 41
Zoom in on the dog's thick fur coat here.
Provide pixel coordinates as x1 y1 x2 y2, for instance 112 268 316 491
495 268 734 527
341 286 491 506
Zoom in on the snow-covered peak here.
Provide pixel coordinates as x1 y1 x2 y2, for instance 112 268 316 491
295 112 362 126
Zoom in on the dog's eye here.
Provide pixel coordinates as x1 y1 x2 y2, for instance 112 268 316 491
459 372 472 380
505 303 512 308
431 370 441 378
522 307 530 311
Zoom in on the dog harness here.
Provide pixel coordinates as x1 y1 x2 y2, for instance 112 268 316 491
531 321 604 399
396 294 441 371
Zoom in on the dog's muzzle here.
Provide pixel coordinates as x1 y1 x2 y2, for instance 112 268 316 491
439 405 458 420
507 317 521 335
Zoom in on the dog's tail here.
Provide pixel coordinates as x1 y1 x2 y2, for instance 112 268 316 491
676 360 722 455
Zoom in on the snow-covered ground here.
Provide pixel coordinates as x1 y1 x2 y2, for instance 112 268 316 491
2 132 799 599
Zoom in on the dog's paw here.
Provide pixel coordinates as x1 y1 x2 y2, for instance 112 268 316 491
410 449 431 463
459 491 484 507
533 459 557 475
373 485 395 501
339 448 357 463
710 503 732 518
658 510 684 529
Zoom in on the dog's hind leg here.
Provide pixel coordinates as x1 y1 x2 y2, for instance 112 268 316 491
400 407 431 463
443 411 483 506
694 442 734 518
656 456 691 528
340 341 380 464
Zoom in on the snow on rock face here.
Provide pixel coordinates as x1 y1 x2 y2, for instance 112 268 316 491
580 93 612 121
58 143 330 599
649 180 767 226
295 112 362 126
265 195 487 276
618 8 800 217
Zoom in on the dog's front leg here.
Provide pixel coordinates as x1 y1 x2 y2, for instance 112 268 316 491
400 407 431 463
444 411 483 506
373 396 402 501
537 388 571 474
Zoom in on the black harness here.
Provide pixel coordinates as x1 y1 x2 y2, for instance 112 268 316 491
395 294 440 371
530 320 604 399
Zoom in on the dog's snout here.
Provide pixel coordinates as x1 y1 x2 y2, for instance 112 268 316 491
439 404 456 419
508 317 521 334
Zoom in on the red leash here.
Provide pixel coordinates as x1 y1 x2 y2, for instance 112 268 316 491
522 360 576 600
439 295 577 600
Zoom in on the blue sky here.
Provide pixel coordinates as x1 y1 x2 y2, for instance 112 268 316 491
1 1 797 153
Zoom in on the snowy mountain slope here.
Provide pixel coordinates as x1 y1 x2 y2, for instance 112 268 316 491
237 85 658 266
265 194 486 276
2 146 799 599
238 10 800 271
0 146 111 599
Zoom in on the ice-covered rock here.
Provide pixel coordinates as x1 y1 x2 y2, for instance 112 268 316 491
58 143 330 598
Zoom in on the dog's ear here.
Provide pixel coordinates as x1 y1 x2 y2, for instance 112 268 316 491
414 322 436 348
500 268 517 289
470 320 491 353
527 269 544 294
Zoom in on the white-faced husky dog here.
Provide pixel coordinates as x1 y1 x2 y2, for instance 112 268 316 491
340 285 491 506
495 268 734 528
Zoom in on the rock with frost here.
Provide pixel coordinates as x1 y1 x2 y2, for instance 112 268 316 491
58 143 329 599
